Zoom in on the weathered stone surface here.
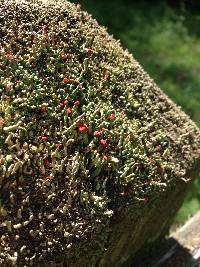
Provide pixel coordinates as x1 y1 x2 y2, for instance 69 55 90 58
0 0 200 266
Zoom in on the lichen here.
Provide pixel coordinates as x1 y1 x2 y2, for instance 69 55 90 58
0 0 200 266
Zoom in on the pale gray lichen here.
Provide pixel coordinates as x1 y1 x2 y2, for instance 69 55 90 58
0 0 200 266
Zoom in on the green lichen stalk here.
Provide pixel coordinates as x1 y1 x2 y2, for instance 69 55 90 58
0 0 200 266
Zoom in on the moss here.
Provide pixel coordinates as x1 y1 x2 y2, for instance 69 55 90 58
0 0 200 266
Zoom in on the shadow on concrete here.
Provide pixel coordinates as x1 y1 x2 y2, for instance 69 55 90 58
126 237 200 267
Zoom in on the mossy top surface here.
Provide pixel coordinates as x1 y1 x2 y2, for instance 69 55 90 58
0 0 200 265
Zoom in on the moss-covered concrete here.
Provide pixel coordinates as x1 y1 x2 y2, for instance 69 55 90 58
0 0 200 266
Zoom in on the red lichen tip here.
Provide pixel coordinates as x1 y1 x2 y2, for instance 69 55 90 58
108 113 116 121
55 143 62 149
153 166 158 171
41 136 48 141
79 124 89 133
41 105 47 113
63 100 69 106
103 155 109 161
66 107 73 115
74 100 80 106
100 139 109 148
70 78 78 83
63 77 69 84
94 130 102 137
44 159 49 166
34 107 38 113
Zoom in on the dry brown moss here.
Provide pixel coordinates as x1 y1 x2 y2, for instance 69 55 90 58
0 0 200 266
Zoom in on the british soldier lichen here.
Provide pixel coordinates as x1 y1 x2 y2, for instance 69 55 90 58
0 0 200 266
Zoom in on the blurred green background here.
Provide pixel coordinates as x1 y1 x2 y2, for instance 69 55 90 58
72 0 200 224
